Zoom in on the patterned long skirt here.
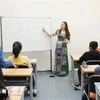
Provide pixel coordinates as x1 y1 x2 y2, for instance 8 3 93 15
54 41 69 77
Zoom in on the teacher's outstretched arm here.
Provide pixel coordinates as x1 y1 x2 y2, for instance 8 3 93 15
42 27 54 37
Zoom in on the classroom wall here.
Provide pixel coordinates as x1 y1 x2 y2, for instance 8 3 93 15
1 0 100 71
4 51 50 71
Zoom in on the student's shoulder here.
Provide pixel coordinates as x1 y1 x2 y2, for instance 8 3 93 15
22 56 30 60
82 51 89 56
8 55 13 60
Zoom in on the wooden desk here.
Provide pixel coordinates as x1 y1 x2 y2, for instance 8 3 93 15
2 69 33 100
7 86 25 100
71 54 82 61
69 54 81 90
95 83 100 100
30 59 38 96
2 68 33 77
80 65 99 73
11 96 22 100
71 54 82 68
81 65 100 99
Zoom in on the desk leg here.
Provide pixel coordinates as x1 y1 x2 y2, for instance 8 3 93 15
96 92 98 100
50 49 52 72
81 69 84 99
96 87 98 100
34 64 37 91
30 74 33 100
33 64 37 96
22 91 24 100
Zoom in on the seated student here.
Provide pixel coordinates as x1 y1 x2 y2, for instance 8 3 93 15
0 47 16 68
8 41 32 68
78 41 100 86
8 41 35 89
0 80 10 100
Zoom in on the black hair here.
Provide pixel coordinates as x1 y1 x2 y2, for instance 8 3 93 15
0 80 8 100
89 41 98 50
13 41 22 58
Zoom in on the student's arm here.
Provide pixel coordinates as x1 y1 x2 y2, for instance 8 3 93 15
24 56 32 68
79 52 88 64
0 48 14 68
42 28 54 37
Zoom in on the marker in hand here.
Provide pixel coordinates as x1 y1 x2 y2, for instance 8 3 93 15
42 26 45 32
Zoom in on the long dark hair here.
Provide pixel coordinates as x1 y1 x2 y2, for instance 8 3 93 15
0 80 8 100
13 41 22 58
59 21 70 39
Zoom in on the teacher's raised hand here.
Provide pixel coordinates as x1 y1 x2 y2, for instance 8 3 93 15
42 27 46 32
42 27 54 37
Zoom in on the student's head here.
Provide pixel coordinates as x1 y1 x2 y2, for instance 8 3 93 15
60 21 70 38
89 41 98 51
13 41 22 58
0 80 8 100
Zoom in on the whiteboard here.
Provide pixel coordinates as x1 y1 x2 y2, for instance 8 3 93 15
2 17 51 52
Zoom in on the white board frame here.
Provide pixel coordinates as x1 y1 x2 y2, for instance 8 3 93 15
0 16 53 71
1 17 52 52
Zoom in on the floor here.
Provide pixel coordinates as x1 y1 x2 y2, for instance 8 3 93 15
25 72 81 100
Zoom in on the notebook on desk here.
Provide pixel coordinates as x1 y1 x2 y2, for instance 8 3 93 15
7 86 20 95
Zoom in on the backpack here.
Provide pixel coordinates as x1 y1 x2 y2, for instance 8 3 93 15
0 68 3 81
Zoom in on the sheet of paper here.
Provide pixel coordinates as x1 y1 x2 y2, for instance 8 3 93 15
7 86 20 95
88 65 100 69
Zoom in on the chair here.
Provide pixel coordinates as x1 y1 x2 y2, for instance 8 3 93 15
8 65 29 68
86 60 100 65
83 75 100 100
84 60 100 82
17 65 29 68
82 62 100 100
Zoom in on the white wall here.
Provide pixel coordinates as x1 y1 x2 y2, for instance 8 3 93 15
0 0 100 71
4 51 50 71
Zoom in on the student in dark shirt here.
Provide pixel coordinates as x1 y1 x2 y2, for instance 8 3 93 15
78 41 100 86
0 80 9 100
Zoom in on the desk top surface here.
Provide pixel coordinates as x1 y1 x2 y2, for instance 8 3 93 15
71 54 82 61
2 68 33 76
81 65 100 73
11 96 21 100
8 87 25 100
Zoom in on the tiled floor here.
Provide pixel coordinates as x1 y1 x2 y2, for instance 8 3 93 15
25 72 81 100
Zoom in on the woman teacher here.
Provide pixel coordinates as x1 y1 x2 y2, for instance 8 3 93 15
43 21 70 76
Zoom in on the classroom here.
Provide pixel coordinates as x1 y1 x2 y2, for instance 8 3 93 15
0 0 100 100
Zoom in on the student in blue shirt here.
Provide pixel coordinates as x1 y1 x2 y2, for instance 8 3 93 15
0 47 16 68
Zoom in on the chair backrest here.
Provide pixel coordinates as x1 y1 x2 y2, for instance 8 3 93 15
89 75 100 99
86 60 100 65
8 65 29 68
17 65 29 68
